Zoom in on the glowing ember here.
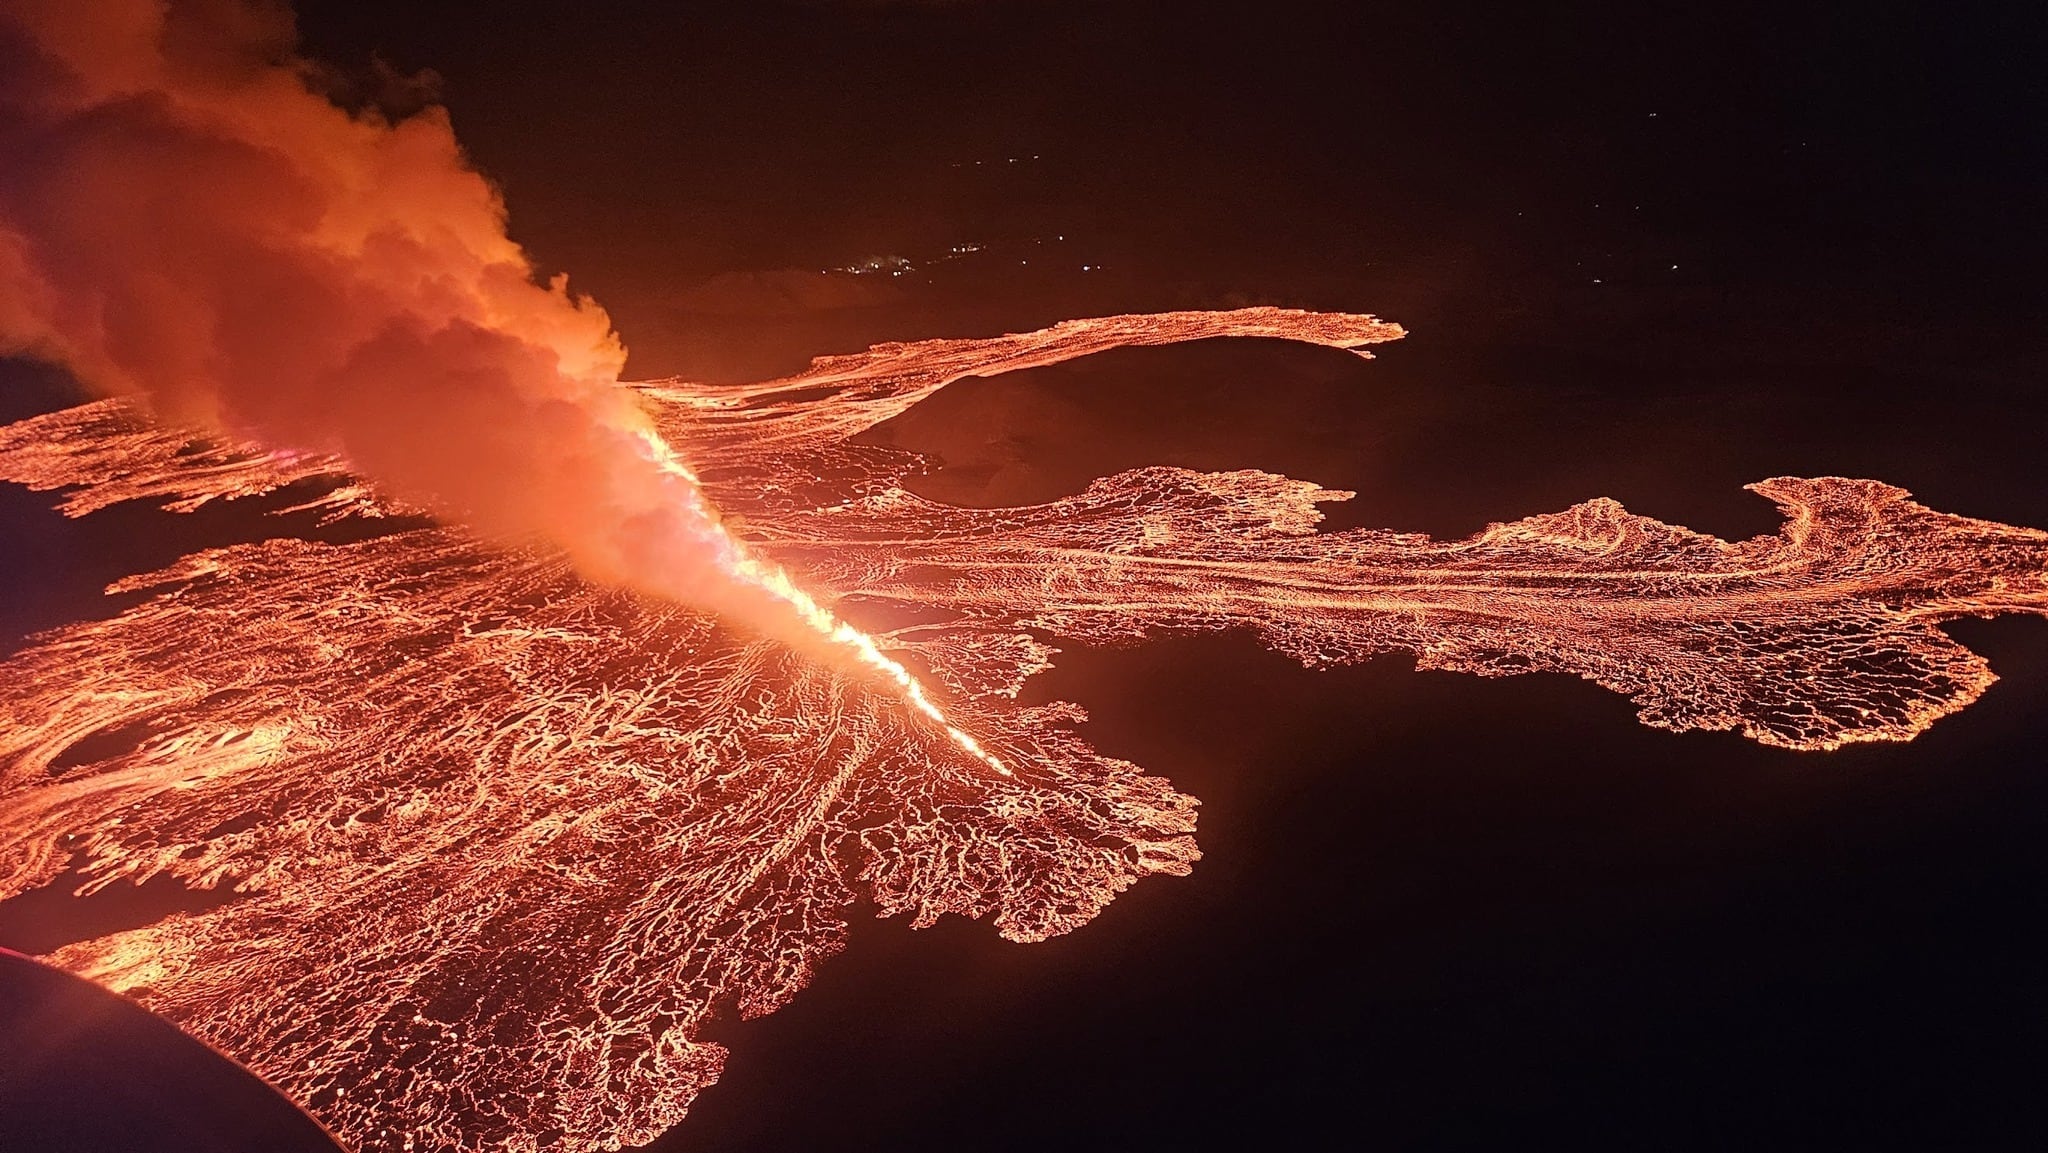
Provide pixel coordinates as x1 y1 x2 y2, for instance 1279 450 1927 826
2 308 2044 1152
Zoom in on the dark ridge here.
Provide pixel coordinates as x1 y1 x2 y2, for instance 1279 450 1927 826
739 382 848 408
0 855 250 957
0 476 434 661
47 719 161 775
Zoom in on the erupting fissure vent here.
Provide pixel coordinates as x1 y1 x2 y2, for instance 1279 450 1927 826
637 426 1008 774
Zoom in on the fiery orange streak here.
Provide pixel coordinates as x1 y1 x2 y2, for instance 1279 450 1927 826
722 538 1009 775
730 557 1009 774
635 426 1009 775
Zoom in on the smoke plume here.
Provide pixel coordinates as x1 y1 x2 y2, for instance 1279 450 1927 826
0 0 789 627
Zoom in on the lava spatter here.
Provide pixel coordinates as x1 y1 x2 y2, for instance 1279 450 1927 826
2 308 2044 1151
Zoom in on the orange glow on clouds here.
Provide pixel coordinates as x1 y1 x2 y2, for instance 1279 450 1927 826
0 0 999 772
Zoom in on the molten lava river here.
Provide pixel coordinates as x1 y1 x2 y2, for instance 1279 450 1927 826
2 309 2044 1151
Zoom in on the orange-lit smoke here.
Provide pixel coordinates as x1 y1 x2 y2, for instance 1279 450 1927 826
0 0 998 767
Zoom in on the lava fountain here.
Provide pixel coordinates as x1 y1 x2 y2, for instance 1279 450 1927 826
638 426 1007 774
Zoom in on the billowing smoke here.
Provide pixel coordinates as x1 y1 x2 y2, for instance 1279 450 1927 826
0 0 792 629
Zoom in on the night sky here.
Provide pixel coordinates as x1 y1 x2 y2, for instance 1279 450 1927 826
5 2 2047 1150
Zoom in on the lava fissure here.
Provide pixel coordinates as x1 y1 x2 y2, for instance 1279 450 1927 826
1 309 2044 1153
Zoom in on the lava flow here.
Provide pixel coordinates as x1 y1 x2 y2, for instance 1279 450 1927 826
2 308 2046 1153
639 427 1008 775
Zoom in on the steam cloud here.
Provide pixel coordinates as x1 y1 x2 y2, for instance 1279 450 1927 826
0 0 781 625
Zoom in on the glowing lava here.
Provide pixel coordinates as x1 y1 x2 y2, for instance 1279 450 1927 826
1 308 2044 1152
733 555 1010 775
638 426 1008 774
